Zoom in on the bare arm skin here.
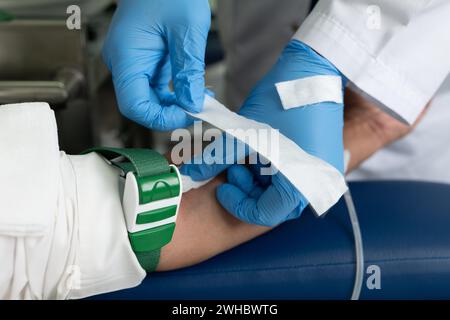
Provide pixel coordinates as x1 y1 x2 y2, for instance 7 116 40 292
344 88 429 172
157 174 271 271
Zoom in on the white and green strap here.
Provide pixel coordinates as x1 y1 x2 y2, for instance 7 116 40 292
82 147 182 272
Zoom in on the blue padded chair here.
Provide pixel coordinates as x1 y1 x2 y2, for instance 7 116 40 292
94 181 450 300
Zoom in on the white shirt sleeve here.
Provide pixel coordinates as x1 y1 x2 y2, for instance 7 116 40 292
0 103 145 300
294 0 450 124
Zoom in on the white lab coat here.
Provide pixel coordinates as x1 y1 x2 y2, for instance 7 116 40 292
295 0 450 125
0 103 145 299
218 0 450 183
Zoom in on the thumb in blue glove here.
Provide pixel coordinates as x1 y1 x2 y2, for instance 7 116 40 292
103 0 211 131
217 163 308 227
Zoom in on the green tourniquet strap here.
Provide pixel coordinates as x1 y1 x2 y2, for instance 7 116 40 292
82 147 169 178
82 147 171 273
135 250 161 274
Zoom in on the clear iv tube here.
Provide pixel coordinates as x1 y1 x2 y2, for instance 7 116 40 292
344 188 364 300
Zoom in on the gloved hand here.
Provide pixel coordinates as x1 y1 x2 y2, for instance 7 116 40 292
181 40 346 226
103 0 211 131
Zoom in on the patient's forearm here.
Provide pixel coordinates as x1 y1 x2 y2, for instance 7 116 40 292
344 89 429 172
343 112 386 173
157 175 271 271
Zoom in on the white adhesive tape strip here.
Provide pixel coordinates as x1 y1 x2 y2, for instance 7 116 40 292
186 95 347 216
275 75 343 110
181 174 213 193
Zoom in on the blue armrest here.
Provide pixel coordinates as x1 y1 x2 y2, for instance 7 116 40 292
94 181 450 300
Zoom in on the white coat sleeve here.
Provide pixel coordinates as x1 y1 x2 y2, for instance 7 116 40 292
294 0 450 124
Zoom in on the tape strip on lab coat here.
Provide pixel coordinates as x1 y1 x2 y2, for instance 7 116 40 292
185 95 348 216
275 75 343 110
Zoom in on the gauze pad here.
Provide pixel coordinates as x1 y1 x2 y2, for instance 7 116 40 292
185 95 347 216
275 75 343 110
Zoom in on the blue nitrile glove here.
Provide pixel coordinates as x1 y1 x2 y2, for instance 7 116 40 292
103 0 211 131
181 40 346 226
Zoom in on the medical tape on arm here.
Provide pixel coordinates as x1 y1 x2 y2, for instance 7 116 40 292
184 95 347 216
181 175 213 193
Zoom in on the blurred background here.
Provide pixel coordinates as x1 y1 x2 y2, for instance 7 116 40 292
0 0 228 154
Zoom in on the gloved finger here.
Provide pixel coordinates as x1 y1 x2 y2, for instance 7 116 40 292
285 207 305 222
255 174 306 225
154 61 217 107
179 133 251 181
248 161 272 187
160 87 214 108
155 88 177 106
115 76 194 131
217 181 300 227
150 54 177 106
217 172 305 227
150 54 172 88
104 30 193 131
167 16 210 113
226 165 264 199
284 192 310 222
150 103 195 131
216 183 261 225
